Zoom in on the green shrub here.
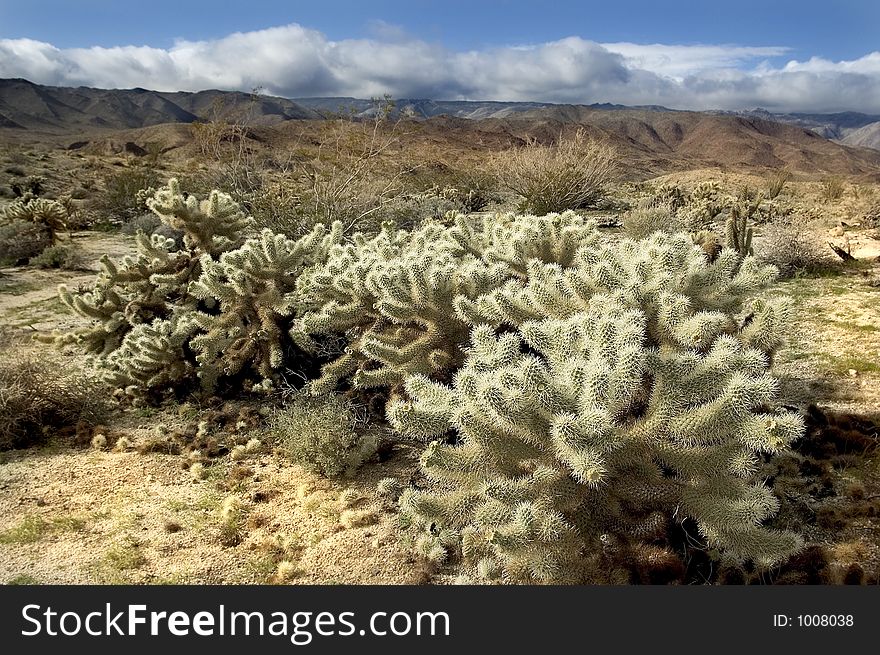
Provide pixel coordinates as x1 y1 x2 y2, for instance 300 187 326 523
271 394 378 478
622 204 681 238
119 212 163 236
492 130 618 215
97 166 160 222
0 220 51 265
30 245 89 270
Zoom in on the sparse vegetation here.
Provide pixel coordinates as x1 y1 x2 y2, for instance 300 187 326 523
30 244 89 270
766 168 792 199
0 351 108 450
822 176 846 201
0 220 52 265
759 217 839 277
492 129 618 215
622 204 680 238
96 165 161 223
2 84 880 588
270 394 379 478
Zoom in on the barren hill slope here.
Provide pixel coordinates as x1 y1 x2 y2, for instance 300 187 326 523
3 79 880 179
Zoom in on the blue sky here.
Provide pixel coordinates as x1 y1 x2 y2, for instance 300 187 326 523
1 0 877 60
1 0 879 112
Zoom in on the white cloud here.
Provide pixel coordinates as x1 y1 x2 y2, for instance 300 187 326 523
600 42 790 79
1 23 879 113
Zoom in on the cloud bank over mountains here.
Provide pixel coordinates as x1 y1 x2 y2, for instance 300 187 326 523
1 23 878 113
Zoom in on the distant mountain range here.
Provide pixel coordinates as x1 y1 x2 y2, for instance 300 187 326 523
291 97 672 121
709 108 880 151
0 78 320 132
2 78 880 178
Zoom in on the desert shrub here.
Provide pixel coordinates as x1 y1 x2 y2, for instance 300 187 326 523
863 202 880 228
379 188 462 228
271 394 378 477
296 165 406 236
30 244 88 270
0 352 108 450
390 231 803 582
766 169 792 199
97 166 160 222
622 204 681 238
246 182 304 236
189 95 265 200
821 176 846 202
492 130 618 215
120 212 163 236
59 179 342 400
0 220 51 265
415 180 499 215
758 218 838 277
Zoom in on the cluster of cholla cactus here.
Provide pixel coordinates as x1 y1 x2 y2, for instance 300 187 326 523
388 230 804 582
293 211 598 399
646 180 727 230
58 179 342 396
189 224 341 392
60 179 806 578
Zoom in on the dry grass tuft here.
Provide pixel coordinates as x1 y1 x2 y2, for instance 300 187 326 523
491 129 618 215
0 350 109 450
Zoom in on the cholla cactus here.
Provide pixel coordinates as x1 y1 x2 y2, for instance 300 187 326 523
459 211 600 277
188 224 342 391
389 231 803 582
1 196 68 242
59 230 196 357
146 178 251 254
58 177 249 355
648 182 687 212
294 221 507 394
59 179 339 396
726 205 754 257
679 181 727 229
294 211 598 397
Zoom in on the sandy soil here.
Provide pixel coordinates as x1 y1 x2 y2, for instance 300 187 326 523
0 421 428 585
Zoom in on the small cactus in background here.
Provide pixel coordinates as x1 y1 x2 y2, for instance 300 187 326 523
726 205 754 256
1 196 69 243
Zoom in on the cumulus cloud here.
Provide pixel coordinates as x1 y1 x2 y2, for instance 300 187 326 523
1 23 879 112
